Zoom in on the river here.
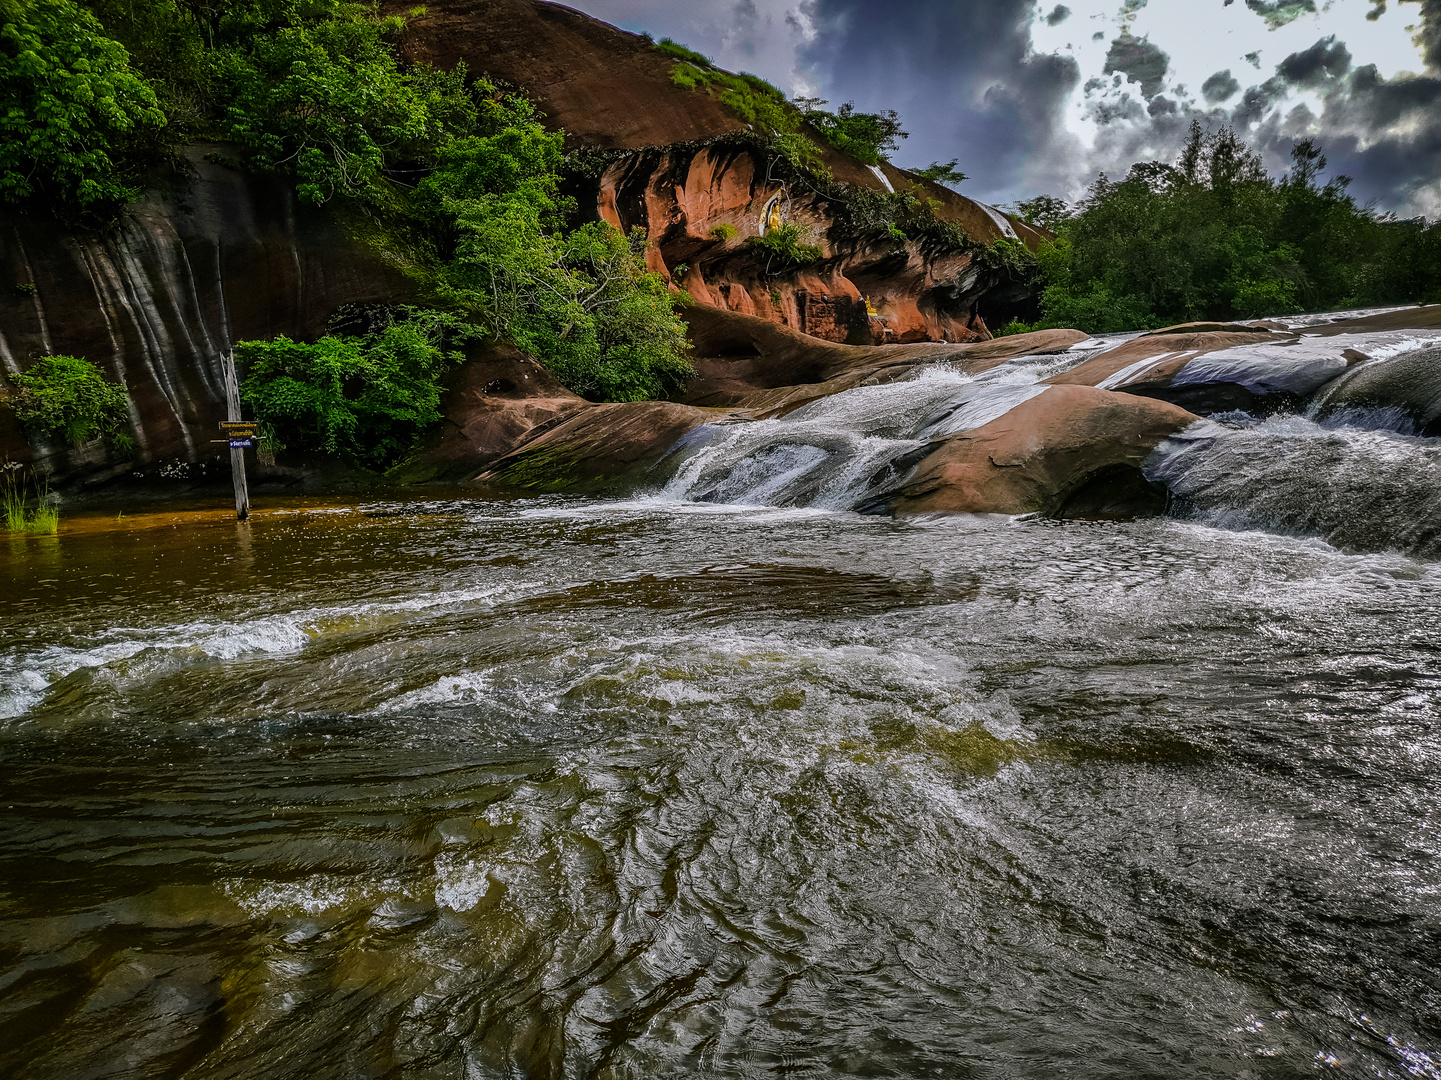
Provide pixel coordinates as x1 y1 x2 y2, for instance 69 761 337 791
3 338 1441 1077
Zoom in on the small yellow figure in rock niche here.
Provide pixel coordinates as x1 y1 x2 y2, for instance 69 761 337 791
865 295 879 316
765 200 784 233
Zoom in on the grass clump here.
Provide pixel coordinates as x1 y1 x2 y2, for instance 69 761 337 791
1 462 58 534
709 222 738 240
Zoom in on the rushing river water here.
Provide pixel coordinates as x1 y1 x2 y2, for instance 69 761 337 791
3 487 1441 1078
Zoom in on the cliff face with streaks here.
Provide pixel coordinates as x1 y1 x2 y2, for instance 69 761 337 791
0 147 416 481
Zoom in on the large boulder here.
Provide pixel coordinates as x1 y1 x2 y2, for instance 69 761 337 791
1313 346 1441 436
886 384 1199 518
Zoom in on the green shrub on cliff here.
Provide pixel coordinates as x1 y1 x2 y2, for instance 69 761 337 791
4 355 132 446
0 0 165 212
237 308 479 469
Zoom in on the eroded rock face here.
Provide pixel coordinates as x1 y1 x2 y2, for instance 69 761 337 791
598 145 1038 346
392 342 587 483
886 385 1199 518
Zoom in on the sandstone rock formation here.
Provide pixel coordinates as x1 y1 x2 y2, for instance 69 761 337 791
885 385 1198 518
387 0 1048 344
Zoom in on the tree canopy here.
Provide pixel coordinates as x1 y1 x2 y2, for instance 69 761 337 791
1007 121 1441 334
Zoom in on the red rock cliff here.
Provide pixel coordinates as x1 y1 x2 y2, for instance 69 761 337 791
388 0 1047 345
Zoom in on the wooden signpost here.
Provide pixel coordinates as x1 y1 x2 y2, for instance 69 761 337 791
218 350 252 522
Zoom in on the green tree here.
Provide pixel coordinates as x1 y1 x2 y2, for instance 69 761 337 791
0 0 165 211
219 7 474 205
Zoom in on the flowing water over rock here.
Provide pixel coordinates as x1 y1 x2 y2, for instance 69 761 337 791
4 493 1441 1078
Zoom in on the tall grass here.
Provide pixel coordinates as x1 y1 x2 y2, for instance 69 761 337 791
1 463 59 534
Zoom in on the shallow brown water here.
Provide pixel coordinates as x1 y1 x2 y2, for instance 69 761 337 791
2 491 1440 1078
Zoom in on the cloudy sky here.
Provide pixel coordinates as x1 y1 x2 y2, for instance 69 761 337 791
565 0 1441 217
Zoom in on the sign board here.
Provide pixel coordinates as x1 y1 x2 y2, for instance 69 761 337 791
229 438 254 449
220 421 259 434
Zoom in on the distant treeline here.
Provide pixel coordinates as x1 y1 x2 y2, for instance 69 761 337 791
1006 122 1441 334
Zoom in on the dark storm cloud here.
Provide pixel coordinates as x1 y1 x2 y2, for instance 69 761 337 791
797 0 1081 202
1202 70 1241 102
1277 36 1352 86
1103 32 1170 99
1044 5 1071 26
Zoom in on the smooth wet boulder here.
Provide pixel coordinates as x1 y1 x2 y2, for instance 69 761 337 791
1047 329 1370 415
886 385 1199 518
1313 346 1441 435
391 342 587 483
477 400 742 492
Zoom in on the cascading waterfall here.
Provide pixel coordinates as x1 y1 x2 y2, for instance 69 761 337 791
1147 413 1441 559
659 349 1092 510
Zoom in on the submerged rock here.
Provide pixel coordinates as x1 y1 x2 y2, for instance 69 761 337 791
1313 346 1441 436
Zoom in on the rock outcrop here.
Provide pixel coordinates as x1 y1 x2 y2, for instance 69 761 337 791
885 385 1198 518
477 400 742 492
682 305 1088 412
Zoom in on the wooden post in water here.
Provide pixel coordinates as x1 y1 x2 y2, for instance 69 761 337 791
221 349 250 522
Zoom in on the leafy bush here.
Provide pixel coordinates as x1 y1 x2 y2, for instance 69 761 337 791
443 196 693 401
709 222 738 240
745 223 823 271
237 308 479 469
4 355 132 445
0 0 165 212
